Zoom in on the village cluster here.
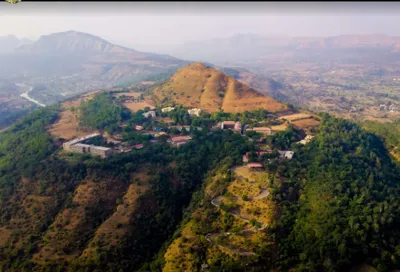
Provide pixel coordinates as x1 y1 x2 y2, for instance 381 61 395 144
62 106 314 163
379 102 397 113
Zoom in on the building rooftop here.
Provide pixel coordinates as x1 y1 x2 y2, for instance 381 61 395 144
222 121 236 125
169 136 192 142
247 163 263 168
93 146 111 151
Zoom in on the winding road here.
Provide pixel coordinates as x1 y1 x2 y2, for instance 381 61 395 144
206 167 270 256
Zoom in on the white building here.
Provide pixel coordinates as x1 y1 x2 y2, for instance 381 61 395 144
143 111 156 118
298 135 314 145
187 108 202 117
161 107 176 113
278 150 294 160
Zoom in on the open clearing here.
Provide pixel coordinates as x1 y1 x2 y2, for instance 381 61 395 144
122 101 155 112
291 118 320 129
279 113 313 121
49 91 98 140
113 92 142 98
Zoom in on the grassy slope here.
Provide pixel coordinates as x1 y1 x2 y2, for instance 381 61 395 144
153 62 287 113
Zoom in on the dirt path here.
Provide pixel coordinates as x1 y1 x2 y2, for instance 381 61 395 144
206 166 270 256
205 233 256 256
251 188 269 200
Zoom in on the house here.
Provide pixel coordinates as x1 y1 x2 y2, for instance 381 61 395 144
247 163 264 170
298 135 314 145
221 121 242 133
221 121 236 129
187 108 202 117
242 151 271 163
134 144 144 149
135 125 144 131
246 127 272 135
162 106 175 113
155 132 168 137
278 151 294 160
168 135 192 147
234 122 242 132
143 111 156 118
120 143 144 153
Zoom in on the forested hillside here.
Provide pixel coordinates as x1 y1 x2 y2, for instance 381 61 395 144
274 115 400 271
362 120 400 162
0 90 399 271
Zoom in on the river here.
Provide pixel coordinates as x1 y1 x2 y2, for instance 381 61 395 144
16 83 46 107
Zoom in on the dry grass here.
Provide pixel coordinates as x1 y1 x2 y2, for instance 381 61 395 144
153 62 287 113
79 166 152 260
291 118 320 129
113 92 143 98
233 166 265 182
32 179 127 264
122 101 155 112
163 221 199 272
279 113 313 121
49 91 98 140
270 123 288 131
0 178 58 253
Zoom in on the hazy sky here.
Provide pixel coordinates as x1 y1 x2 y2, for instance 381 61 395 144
2 2 400 51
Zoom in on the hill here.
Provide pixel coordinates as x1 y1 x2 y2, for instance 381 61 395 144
0 30 188 108
160 33 400 122
0 35 33 54
152 62 287 113
0 89 400 271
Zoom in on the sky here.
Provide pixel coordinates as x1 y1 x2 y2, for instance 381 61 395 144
2 2 400 51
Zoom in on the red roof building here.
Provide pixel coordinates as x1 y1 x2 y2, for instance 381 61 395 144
168 136 192 147
242 151 271 162
247 163 264 169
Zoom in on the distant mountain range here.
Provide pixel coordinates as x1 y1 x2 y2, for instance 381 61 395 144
0 30 188 84
160 33 400 65
0 35 33 54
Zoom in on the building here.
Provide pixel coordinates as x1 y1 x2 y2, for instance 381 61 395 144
135 125 144 131
162 106 175 113
221 121 236 129
70 143 112 158
62 133 100 151
62 133 113 158
120 143 144 153
168 135 192 147
155 132 168 137
187 108 202 117
220 121 242 133
298 135 314 145
143 111 156 118
278 151 294 160
242 151 271 163
247 163 264 170
246 127 272 135
234 121 242 132
134 144 144 149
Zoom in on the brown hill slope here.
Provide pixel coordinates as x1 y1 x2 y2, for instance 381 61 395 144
152 62 287 113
